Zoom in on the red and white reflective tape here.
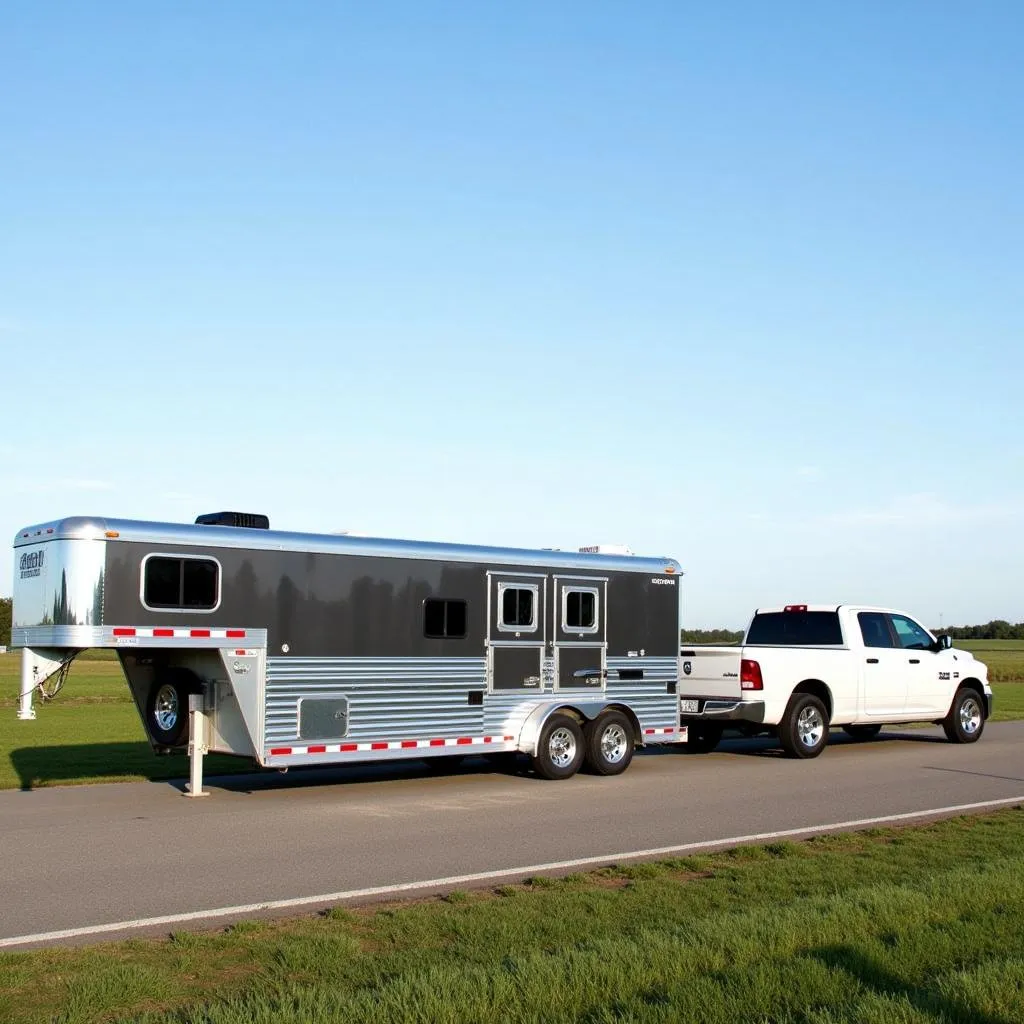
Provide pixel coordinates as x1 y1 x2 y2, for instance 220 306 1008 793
268 735 517 757
112 627 247 639
644 726 677 735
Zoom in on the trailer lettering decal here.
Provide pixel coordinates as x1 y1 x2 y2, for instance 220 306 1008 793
19 550 45 578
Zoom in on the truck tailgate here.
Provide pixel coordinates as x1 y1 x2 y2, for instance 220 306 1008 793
679 647 743 700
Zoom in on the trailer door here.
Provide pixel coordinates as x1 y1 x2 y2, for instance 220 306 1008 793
487 572 547 691
553 576 607 689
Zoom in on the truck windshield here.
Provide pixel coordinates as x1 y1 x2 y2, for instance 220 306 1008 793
746 611 843 646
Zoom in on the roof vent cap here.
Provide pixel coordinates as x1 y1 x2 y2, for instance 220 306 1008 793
195 511 270 530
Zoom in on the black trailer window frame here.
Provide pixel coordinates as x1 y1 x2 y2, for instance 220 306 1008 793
423 598 468 639
140 553 222 613
562 586 599 634
497 583 538 633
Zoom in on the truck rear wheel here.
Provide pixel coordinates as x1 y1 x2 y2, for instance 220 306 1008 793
942 687 985 744
583 711 634 775
146 669 196 747
532 713 584 780
779 693 829 759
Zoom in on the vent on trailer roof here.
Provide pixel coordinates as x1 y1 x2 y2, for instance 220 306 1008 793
195 511 270 530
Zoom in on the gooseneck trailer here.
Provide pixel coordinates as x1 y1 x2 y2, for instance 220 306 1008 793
13 513 685 793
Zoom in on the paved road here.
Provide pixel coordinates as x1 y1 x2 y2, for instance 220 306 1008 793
3 722 1023 947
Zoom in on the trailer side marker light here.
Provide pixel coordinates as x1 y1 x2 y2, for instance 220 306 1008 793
665 566 675 573
105 530 120 538
235 649 247 656
113 628 136 637
47 528 54 534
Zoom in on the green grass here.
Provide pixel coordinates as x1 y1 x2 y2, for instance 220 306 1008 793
1 647 1023 789
1 808 1023 1023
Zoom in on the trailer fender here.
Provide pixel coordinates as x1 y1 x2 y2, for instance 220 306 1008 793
517 701 639 757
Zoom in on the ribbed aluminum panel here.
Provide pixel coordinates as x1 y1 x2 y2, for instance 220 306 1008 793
265 656 488 744
265 656 680 748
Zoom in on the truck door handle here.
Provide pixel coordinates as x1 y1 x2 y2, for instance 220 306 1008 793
866 658 879 664
909 659 920 664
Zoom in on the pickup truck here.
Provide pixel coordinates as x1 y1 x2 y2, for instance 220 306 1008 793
679 604 992 759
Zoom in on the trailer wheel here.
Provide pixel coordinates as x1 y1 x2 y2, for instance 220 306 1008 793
684 722 724 754
532 713 584 780
843 724 882 740
779 693 829 759
146 669 195 747
583 711 634 775
942 687 985 744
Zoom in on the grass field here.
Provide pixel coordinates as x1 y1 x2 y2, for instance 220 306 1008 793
1 808 1023 1023
2 645 1023 791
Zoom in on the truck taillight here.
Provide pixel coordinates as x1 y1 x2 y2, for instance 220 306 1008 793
741 659 763 690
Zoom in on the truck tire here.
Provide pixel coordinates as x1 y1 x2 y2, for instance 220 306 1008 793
942 687 985 744
779 693 829 759
583 711 634 775
684 722 724 754
146 669 196 747
531 713 584 780
843 724 882 740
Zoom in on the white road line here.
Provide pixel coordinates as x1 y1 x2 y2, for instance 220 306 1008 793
2 794 1022 949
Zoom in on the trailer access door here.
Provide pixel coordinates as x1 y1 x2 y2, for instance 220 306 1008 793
553 576 607 689
487 572 547 691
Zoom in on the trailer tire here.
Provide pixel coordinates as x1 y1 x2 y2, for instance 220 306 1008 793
146 669 195 747
532 713 584 780
779 693 829 759
942 687 985 744
583 711 634 775
843 724 882 740
684 722 724 754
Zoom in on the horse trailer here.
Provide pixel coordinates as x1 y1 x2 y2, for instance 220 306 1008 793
13 513 686 793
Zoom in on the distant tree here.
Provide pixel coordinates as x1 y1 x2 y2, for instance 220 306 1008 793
681 628 744 645
0 597 11 647
936 620 1024 640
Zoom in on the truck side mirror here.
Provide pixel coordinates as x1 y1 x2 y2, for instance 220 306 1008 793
938 634 952 650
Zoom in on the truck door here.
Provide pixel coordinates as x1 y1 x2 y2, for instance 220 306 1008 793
856 611 907 716
487 573 547 691
888 613 944 715
552 576 607 689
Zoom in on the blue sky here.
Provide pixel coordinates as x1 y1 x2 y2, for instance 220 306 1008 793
2 2 1021 628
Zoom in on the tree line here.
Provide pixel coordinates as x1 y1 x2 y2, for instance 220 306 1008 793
0 597 1020 649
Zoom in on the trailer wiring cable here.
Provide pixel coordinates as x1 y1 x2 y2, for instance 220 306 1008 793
19 653 78 704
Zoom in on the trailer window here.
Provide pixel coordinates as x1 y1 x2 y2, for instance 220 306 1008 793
563 588 598 632
499 586 537 632
424 599 467 639
142 556 220 611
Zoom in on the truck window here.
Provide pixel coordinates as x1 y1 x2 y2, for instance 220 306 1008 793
745 611 843 646
858 612 894 648
889 614 932 651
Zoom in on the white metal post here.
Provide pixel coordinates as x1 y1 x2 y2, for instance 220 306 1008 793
184 693 210 798
18 650 37 720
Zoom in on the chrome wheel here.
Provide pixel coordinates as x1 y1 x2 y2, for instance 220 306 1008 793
959 697 982 735
797 706 824 748
599 723 629 765
153 683 180 734
548 726 578 768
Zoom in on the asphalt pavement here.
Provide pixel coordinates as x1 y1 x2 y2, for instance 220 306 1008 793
2 722 1023 948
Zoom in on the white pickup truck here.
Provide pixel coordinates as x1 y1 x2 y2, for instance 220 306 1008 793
679 604 992 758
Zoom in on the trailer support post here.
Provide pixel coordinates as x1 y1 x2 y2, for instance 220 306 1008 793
18 651 37 721
184 693 210 798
